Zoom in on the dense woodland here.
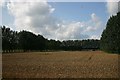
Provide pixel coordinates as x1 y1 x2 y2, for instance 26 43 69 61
1 12 120 53
1 26 100 53
100 12 120 53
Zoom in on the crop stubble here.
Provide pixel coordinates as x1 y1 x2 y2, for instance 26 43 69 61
2 51 119 78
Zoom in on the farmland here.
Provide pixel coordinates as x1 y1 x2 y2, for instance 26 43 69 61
2 51 119 78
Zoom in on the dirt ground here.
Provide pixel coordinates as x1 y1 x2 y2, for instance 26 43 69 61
2 51 119 78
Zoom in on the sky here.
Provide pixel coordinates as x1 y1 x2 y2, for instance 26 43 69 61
0 0 119 40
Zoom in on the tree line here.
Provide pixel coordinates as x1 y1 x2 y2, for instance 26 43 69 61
1 26 100 53
1 12 120 54
100 12 120 53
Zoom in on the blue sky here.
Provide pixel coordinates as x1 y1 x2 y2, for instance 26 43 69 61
2 2 108 28
1 1 118 40
49 2 108 22
2 4 14 26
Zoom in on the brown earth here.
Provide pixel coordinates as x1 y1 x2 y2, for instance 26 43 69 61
2 51 119 78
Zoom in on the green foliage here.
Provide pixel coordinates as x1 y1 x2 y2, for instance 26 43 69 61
46 39 61 50
17 30 46 51
100 12 120 53
61 39 100 51
2 27 46 52
2 26 18 52
2 26 100 53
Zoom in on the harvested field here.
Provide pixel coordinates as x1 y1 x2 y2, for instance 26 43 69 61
2 51 119 78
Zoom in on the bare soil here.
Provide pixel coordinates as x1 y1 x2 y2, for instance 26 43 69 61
2 51 119 78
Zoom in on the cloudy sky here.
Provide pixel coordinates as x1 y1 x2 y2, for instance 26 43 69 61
0 0 119 40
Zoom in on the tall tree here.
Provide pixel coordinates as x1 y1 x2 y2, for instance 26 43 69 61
2 26 18 52
100 12 120 53
18 31 37 51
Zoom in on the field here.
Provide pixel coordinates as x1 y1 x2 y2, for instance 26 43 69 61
2 51 119 78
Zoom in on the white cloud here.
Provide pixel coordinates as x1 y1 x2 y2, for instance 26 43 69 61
89 35 100 40
0 0 5 7
91 13 98 22
118 1 120 12
0 0 5 25
106 0 119 16
83 13 102 32
54 13 102 40
7 1 102 40
8 0 46 2
54 21 89 40
7 1 56 33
